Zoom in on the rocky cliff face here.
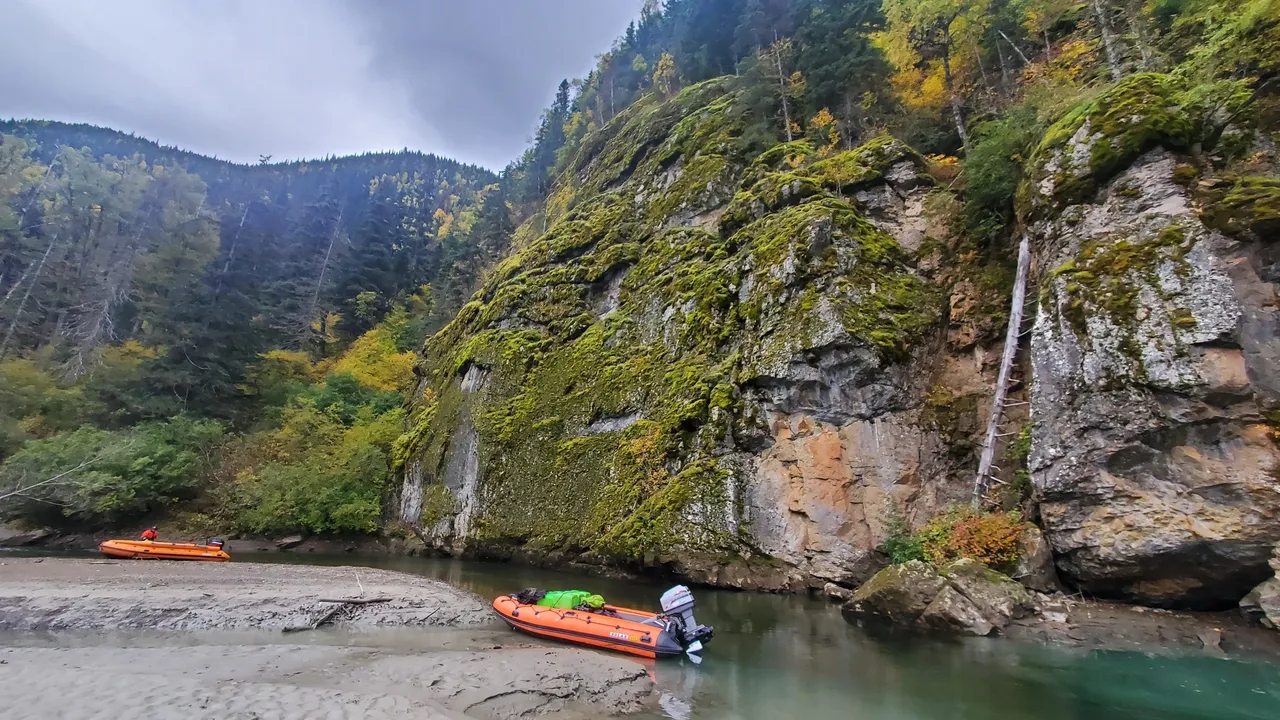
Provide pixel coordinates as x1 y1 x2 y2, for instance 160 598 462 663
395 73 1280 609
1026 74 1280 609
393 79 986 590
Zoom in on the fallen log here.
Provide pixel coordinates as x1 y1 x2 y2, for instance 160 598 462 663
282 597 389 633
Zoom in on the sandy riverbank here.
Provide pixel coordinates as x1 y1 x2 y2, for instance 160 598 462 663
0 558 657 719
0 640 656 720
0 557 494 631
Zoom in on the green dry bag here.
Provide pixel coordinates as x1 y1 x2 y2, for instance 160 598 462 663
536 590 605 609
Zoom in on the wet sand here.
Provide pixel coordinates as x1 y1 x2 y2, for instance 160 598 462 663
0 641 655 720
0 558 657 718
0 557 496 631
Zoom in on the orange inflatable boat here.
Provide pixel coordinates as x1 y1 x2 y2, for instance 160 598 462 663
98 538 230 561
492 585 712 659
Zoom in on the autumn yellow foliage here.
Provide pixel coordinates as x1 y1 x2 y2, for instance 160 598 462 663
331 319 416 392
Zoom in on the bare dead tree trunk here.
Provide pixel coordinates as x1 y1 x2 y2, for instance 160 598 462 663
973 232 1032 505
998 29 1032 66
941 44 970 151
996 39 1012 92
60 205 153 379
213 203 251 299
0 442 129 503
304 209 343 348
48 209 107 349
3 153 62 311
2 264 32 307
1125 5 1154 70
771 44 794 142
972 42 991 92
1093 0 1123 81
0 232 57 360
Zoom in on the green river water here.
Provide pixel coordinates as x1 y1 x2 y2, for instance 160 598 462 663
240 553 1280 720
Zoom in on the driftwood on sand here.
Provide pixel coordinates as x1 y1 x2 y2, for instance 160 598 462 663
283 597 392 633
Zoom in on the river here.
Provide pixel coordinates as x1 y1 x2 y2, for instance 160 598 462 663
229 552 1280 720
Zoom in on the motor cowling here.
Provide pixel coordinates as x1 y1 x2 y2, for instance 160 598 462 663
660 585 713 649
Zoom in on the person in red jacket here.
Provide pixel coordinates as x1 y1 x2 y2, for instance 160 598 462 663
140 527 158 541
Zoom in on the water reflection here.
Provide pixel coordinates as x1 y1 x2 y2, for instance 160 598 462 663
243 554 1280 720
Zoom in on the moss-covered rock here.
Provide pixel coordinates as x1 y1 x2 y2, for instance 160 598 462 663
1202 175 1280 237
738 140 814 186
1041 221 1197 360
396 79 941 576
1023 74 1250 216
719 172 822 235
804 152 881 193
841 560 948 624
939 558 1036 626
843 559 1038 636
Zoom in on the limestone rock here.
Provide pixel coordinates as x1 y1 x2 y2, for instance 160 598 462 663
390 78 961 588
940 558 1037 628
1012 526 1061 593
664 553 800 592
920 584 994 636
841 561 947 624
1240 544 1280 630
1028 144 1280 608
0 524 55 547
842 559 1045 636
745 409 948 590
275 535 305 550
1241 578 1280 630
823 582 852 602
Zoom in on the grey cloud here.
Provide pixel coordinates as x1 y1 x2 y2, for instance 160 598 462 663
0 0 643 169
352 1 644 168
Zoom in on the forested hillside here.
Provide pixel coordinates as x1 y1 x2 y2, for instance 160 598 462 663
3 0 1279 610
0 122 501 532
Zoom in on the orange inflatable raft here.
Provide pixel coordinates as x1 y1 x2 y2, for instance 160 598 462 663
98 538 230 561
492 585 712 659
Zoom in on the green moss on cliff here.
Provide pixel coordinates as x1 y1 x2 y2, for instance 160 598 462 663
849 135 924 172
1203 175 1280 236
720 172 823 235
552 79 740 223
840 267 941 357
1042 221 1197 362
391 396 438 471
1026 74 1251 214
419 484 456 527
398 79 939 565
804 152 881 193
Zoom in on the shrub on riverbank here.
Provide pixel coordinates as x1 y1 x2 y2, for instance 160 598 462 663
210 354 409 535
881 505 1027 572
0 311 413 536
0 416 224 527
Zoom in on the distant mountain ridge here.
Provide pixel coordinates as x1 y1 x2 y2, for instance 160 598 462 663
0 118 492 174
0 117 504 423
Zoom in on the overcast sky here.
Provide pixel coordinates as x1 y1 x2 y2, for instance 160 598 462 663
0 0 644 170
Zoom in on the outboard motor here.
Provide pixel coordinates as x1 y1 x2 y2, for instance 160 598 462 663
208 538 225 549
660 585 713 653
